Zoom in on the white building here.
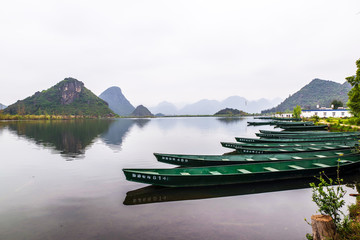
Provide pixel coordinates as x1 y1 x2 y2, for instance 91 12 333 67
301 108 352 118
274 113 293 118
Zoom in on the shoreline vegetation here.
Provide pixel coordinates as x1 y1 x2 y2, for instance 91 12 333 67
0 111 253 120
2 111 360 130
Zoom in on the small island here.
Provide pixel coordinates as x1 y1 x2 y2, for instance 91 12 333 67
214 108 248 116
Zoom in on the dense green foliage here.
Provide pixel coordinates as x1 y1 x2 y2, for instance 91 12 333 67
3 78 115 117
214 108 248 116
331 100 344 109
309 171 346 226
346 59 360 117
262 79 351 113
292 105 302 119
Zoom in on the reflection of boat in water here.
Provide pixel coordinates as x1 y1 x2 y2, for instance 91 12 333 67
124 171 360 206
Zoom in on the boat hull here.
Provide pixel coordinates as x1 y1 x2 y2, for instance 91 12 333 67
235 137 358 143
123 155 360 187
154 150 354 166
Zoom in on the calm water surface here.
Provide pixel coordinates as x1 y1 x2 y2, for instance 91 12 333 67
0 117 358 240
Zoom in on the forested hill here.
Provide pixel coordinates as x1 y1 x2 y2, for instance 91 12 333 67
261 79 351 113
4 78 115 117
214 108 248 116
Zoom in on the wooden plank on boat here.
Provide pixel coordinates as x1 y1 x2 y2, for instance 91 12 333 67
264 167 279 172
237 169 252 174
313 163 330 167
289 165 305 170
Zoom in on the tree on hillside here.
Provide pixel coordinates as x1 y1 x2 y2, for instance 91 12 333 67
346 58 360 117
331 100 343 109
293 105 302 119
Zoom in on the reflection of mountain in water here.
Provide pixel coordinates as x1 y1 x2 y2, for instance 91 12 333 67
5 120 112 159
124 171 360 205
100 119 150 150
216 117 245 125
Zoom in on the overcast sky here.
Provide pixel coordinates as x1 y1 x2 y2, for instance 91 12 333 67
1 0 359 107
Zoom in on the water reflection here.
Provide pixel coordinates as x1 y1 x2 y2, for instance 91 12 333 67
100 119 150 150
5 120 112 159
124 170 360 205
216 117 245 124
2 119 151 159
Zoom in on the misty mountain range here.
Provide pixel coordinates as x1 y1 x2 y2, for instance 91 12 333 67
98 86 282 115
149 97 283 115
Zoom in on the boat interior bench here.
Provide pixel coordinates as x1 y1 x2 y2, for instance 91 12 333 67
313 163 330 167
264 167 279 172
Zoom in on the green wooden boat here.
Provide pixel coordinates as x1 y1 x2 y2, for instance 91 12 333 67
123 154 360 187
220 140 357 149
272 118 302 121
235 136 358 143
247 121 277 126
124 173 360 205
281 125 328 131
221 142 354 154
259 130 333 135
153 149 354 167
256 132 360 139
275 121 314 126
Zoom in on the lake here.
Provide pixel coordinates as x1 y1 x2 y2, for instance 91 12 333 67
0 117 358 240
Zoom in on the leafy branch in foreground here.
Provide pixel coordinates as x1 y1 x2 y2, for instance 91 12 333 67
309 169 346 226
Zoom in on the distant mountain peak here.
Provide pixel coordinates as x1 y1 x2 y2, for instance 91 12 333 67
3 77 114 116
99 86 134 116
131 105 153 117
261 78 351 113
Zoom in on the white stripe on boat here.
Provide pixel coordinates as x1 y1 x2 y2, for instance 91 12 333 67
264 167 279 172
209 171 222 175
309 147 320 150
315 155 327 158
180 172 191 175
323 146 335 149
338 160 351 163
313 163 330 167
292 156 303 159
289 165 305 170
294 148 305 151
279 149 287 152
245 158 254 161
295 144 301 146
237 169 252 174
269 157 278 160
138 171 159 174
222 159 230 161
